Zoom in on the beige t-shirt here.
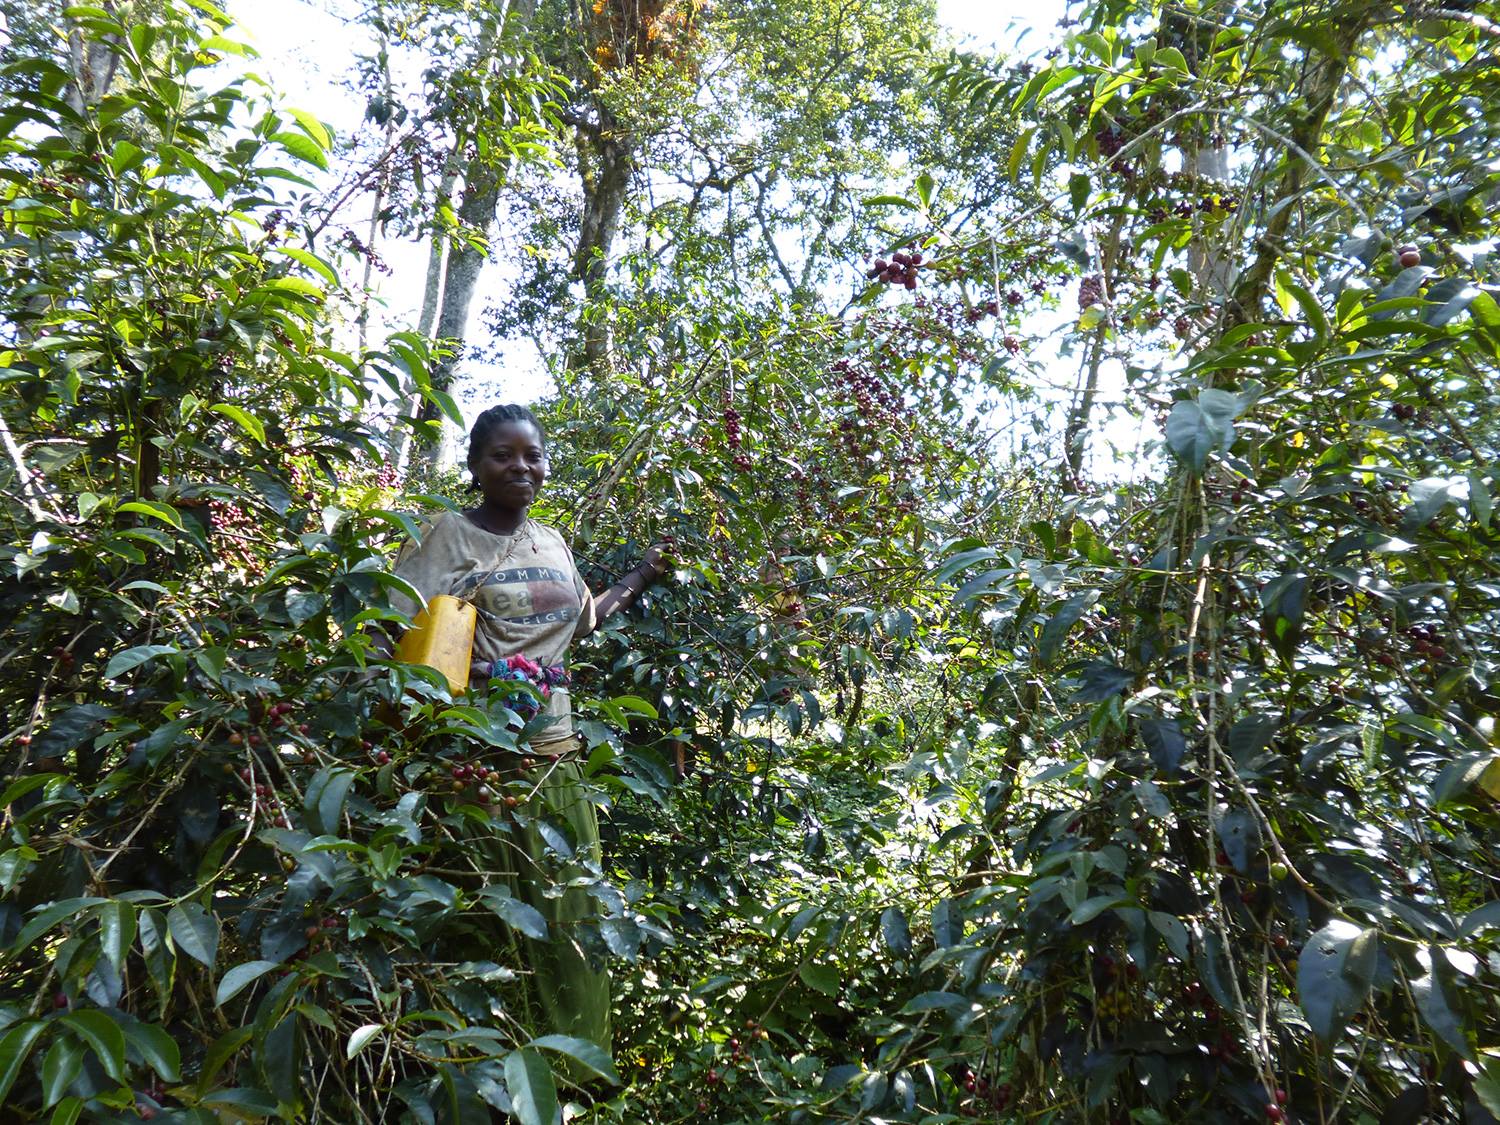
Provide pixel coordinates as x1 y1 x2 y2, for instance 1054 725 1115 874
391 511 597 743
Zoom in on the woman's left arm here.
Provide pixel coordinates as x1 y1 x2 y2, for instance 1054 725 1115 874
594 544 670 621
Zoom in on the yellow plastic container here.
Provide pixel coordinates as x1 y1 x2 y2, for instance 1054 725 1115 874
396 594 476 695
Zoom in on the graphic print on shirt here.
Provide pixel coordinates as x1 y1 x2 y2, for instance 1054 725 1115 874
456 566 582 627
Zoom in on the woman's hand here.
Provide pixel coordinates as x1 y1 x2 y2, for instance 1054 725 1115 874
641 542 673 578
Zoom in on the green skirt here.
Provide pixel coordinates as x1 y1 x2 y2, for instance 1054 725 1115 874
468 756 611 1054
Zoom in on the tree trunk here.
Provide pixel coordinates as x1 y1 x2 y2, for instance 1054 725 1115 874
398 0 531 475
65 4 120 114
570 120 634 374
1061 213 1125 486
1223 11 1372 329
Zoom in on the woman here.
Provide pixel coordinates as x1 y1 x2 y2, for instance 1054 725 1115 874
389 403 667 1056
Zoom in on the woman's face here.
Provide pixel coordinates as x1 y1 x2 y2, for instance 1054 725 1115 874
470 420 547 512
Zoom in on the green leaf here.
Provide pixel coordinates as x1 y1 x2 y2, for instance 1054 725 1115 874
1165 401 1215 471
8 897 107 954
900 991 967 1014
303 767 355 835
275 246 339 287
1215 807 1259 873
286 107 331 149
1297 921 1376 1041
1070 895 1125 925
117 500 184 529
1038 591 1098 663
216 960 281 1006
862 194 917 210
1371 267 1428 318
271 130 329 169
1149 911 1189 960
1470 470 1493 529
258 1012 301 1108
0 1022 48 1104
197 1026 253 1095
599 916 641 960
1139 718 1187 773
880 906 911 956
424 385 464 427
798 962 841 996
200 1088 279 1114
346 1024 382 1060
1461 901 1500 937
98 901 136 971
1069 171 1090 212
109 139 143 174
1419 277 1478 325
1413 947 1470 1058
1154 45 1189 73
476 888 548 940
50 1095 83 1125
1078 305 1106 331
210 402 266 444
123 1020 181 1082
1071 662 1133 703
933 546 999 586
1281 276 1330 342
262 276 325 299
503 1048 558 1125
931 898 962 947
60 1010 126 1082
526 1035 620 1084
1164 390 1241 473
167 901 219 968
1 772 63 809
914 171 935 208
1007 128 1033 183
1475 1073 1500 1118
103 644 178 680
610 695 659 719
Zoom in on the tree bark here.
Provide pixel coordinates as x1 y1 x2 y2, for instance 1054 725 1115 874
398 0 532 475
1223 10 1373 329
570 117 634 374
65 3 120 114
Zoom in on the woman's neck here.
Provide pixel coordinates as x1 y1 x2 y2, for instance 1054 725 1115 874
469 501 529 535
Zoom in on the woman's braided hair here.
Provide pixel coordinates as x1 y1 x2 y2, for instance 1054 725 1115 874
467 405 545 487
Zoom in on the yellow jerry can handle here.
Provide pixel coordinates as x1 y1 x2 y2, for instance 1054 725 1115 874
395 594 477 695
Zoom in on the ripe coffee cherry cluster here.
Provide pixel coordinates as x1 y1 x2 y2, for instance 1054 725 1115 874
1396 244 1421 269
1147 194 1241 222
963 298 1000 324
209 499 263 573
338 228 393 275
866 247 923 290
830 357 908 422
1095 127 1127 158
1406 623 1448 665
956 1065 1013 1114
720 401 752 471
1078 274 1105 310
1390 402 1418 421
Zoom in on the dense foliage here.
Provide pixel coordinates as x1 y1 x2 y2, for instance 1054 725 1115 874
3 0 1500 1122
